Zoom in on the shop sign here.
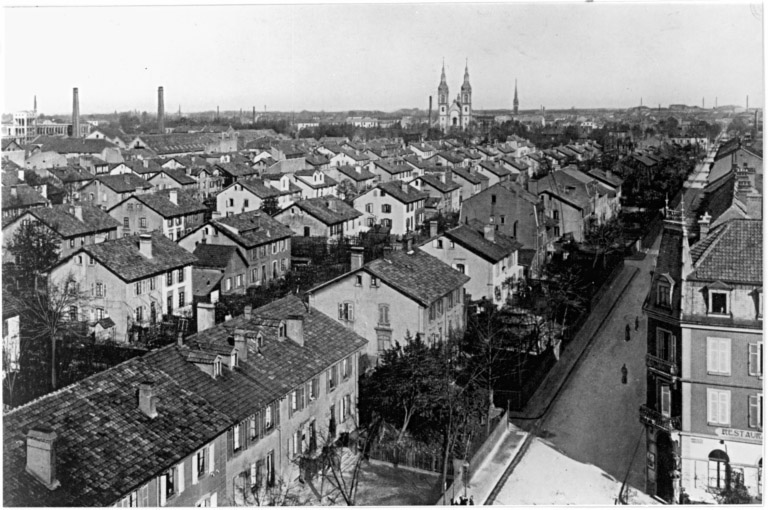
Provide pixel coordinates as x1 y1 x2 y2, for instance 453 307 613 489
715 428 763 443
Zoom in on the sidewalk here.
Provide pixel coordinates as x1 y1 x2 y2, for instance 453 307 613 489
510 264 640 422
442 424 528 505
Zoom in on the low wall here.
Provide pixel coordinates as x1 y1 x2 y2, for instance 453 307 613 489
437 410 509 505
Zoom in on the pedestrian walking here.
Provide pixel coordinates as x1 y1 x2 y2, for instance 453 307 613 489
625 323 631 342
469 496 475 505
635 316 640 331
621 363 628 384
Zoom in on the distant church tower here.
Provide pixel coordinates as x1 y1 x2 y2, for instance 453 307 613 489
437 60 472 132
513 79 519 115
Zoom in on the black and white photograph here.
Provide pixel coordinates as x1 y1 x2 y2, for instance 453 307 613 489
1 1 764 506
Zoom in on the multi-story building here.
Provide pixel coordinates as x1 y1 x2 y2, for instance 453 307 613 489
420 222 523 306
292 169 338 199
641 206 763 502
143 295 366 504
409 173 461 213
108 188 208 241
273 197 364 239
352 181 428 235
178 210 293 290
47 232 196 342
1 184 49 220
460 181 550 277
80 174 154 211
308 243 470 363
450 166 489 204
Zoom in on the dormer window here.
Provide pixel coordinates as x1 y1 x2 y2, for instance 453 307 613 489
707 282 732 316
256 333 264 348
278 322 286 338
657 282 671 307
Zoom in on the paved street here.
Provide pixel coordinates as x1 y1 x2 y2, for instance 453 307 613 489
495 234 661 504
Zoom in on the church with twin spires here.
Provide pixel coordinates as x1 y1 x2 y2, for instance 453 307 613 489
437 61 472 131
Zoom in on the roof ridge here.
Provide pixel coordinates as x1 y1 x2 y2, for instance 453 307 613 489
691 220 733 268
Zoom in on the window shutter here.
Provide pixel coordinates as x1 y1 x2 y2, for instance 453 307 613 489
256 411 262 439
274 402 280 427
227 428 234 459
289 392 294 418
719 391 730 425
327 370 331 393
749 395 759 428
159 475 167 507
240 421 247 451
177 462 184 494
191 453 199 485
210 493 217 507
660 385 671 417
722 338 731 375
707 338 716 373
749 343 761 376
338 303 343 320
208 443 215 474
244 419 251 449
671 335 677 361
349 303 354 321
288 436 293 458
708 390 718 423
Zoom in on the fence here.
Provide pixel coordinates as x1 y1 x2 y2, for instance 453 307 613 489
367 442 451 476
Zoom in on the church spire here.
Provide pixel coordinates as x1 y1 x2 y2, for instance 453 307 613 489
438 58 449 104
440 58 447 85
463 59 470 86
513 79 519 115
461 58 472 95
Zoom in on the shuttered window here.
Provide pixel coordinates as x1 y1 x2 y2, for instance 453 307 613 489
707 388 730 425
749 343 763 376
706 337 731 375
749 394 763 429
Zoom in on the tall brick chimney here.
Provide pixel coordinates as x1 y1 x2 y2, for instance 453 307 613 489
158 86 165 133
26 428 60 490
72 88 80 138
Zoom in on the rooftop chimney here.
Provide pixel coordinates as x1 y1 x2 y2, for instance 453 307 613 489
138 233 153 258
401 181 410 194
138 382 158 419
72 205 83 221
484 224 495 242
158 86 165 133
72 88 80 139
233 328 248 363
698 212 711 238
10 185 18 197
197 302 216 333
404 234 414 253
286 315 304 347
168 189 178 205
26 428 60 490
351 246 364 270
243 305 252 320
429 220 438 238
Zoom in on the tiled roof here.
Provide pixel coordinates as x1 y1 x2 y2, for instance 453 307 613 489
14 204 120 237
374 160 412 175
120 188 208 218
1 184 48 211
234 177 281 199
335 164 376 182
339 148 370 162
443 225 523 263
450 166 487 185
29 136 117 155
501 156 529 172
294 170 338 189
158 168 196 185
690 219 762 284
93 174 154 193
498 181 540 205
287 197 362 225
305 154 330 167
71 231 197 282
48 166 94 184
587 168 622 188
213 210 293 247
135 133 227 155
261 174 303 196
192 268 223 296
192 243 244 269
478 160 512 177
403 154 426 169
2 356 231 507
376 180 430 204
364 248 470 306
415 174 461 193
533 171 595 210
437 151 465 164
144 295 367 422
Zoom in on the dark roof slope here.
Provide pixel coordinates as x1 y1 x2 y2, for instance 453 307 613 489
690 219 762 284
121 188 208 218
376 180 430 204
93 173 154 193
1 184 48 211
3 356 231 507
13 204 120 237
192 244 242 269
364 248 470 306
73 231 197 282
214 210 294 247
443 225 522 263
286 197 362 225
416 173 461 193
30 136 117 155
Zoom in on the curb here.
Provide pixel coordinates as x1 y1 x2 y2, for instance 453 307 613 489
480 429 532 505
509 265 640 422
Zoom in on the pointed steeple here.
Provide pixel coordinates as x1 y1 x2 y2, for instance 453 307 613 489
438 59 449 104
461 58 471 95
33 95 37 112
513 79 519 115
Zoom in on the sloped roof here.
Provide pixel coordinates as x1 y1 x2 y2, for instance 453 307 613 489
478 160 512 177
155 168 196 185
117 188 207 218
134 133 227 155
192 268 223 296
451 166 488 185
294 170 338 189
286 197 362 225
335 164 376 182
29 136 117 155
68 231 197 282
192 244 243 269
48 166 94 184
1 184 48 211
213 210 293 247
363 248 470 306
415 173 461 193
376 180 430 204
587 168 623 188
93 173 153 193
11 204 120 237
689 218 762 284
443 224 523 263
2 356 231 507
233 178 281 199
144 295 367 423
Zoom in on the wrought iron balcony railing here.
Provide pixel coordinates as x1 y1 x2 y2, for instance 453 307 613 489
646 353 679 377
639 404 681 432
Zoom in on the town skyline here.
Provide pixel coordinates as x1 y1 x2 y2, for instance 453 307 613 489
4 3 764 114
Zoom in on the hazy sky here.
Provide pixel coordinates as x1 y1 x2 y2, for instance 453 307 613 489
3 2 764 115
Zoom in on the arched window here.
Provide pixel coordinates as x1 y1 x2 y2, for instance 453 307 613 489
708 449 729 489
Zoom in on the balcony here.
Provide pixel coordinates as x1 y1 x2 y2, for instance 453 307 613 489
646 353 679 377
639 405 681 432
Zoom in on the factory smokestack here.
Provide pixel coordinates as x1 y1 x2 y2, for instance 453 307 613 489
428 95 433 127
158 86 165 132
72 88 80 138
252 106 256 124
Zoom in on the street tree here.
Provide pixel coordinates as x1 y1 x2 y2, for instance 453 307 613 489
259 196 280 216
5 220 61 289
